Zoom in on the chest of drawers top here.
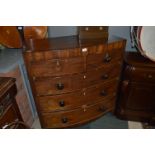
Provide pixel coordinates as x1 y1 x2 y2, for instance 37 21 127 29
25 35 126 52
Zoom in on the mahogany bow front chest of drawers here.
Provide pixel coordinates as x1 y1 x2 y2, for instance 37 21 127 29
23 35 126 128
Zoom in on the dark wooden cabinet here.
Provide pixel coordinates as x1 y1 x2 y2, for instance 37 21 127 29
0 77 28 129
116 52 155 123
23 35 126 128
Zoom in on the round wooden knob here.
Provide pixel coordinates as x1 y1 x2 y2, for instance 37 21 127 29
104 56 111 62
56 83 64 90
59 100 65 107
102 74 109 79
61 117 68 123
100 90 107 96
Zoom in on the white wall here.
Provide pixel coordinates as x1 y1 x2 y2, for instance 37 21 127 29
48 26 136 51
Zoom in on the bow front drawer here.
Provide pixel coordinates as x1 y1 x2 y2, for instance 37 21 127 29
30 57 85 77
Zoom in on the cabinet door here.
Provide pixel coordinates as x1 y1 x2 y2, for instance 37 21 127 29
121 81 155 112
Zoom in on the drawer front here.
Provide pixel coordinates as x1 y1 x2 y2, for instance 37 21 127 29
126 66 155 83
34 75 84 96
85 63 121 86
37 80 118 112
0 104 18 128
87 50 122 70
40 98 115 128
30 57 85 77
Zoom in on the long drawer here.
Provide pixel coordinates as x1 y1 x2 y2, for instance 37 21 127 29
37 80 118 112
40 98 115 128
33 64 120 96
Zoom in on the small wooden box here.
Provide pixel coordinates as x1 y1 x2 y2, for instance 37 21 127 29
78 26 109 40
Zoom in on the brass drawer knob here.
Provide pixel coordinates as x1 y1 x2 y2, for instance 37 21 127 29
59 100 65 107
56 83 64 90
61 117 68 123
100 90 107 96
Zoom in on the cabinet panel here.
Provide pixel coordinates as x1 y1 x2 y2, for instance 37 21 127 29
123 82 155 111
116 52 155 123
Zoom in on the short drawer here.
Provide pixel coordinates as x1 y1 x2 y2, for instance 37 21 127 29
34 75 84 96
40 98 115 128
125 66 155 83
30 57 85 77
87 50 123 70
37 80 118 112
85 63 121 86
